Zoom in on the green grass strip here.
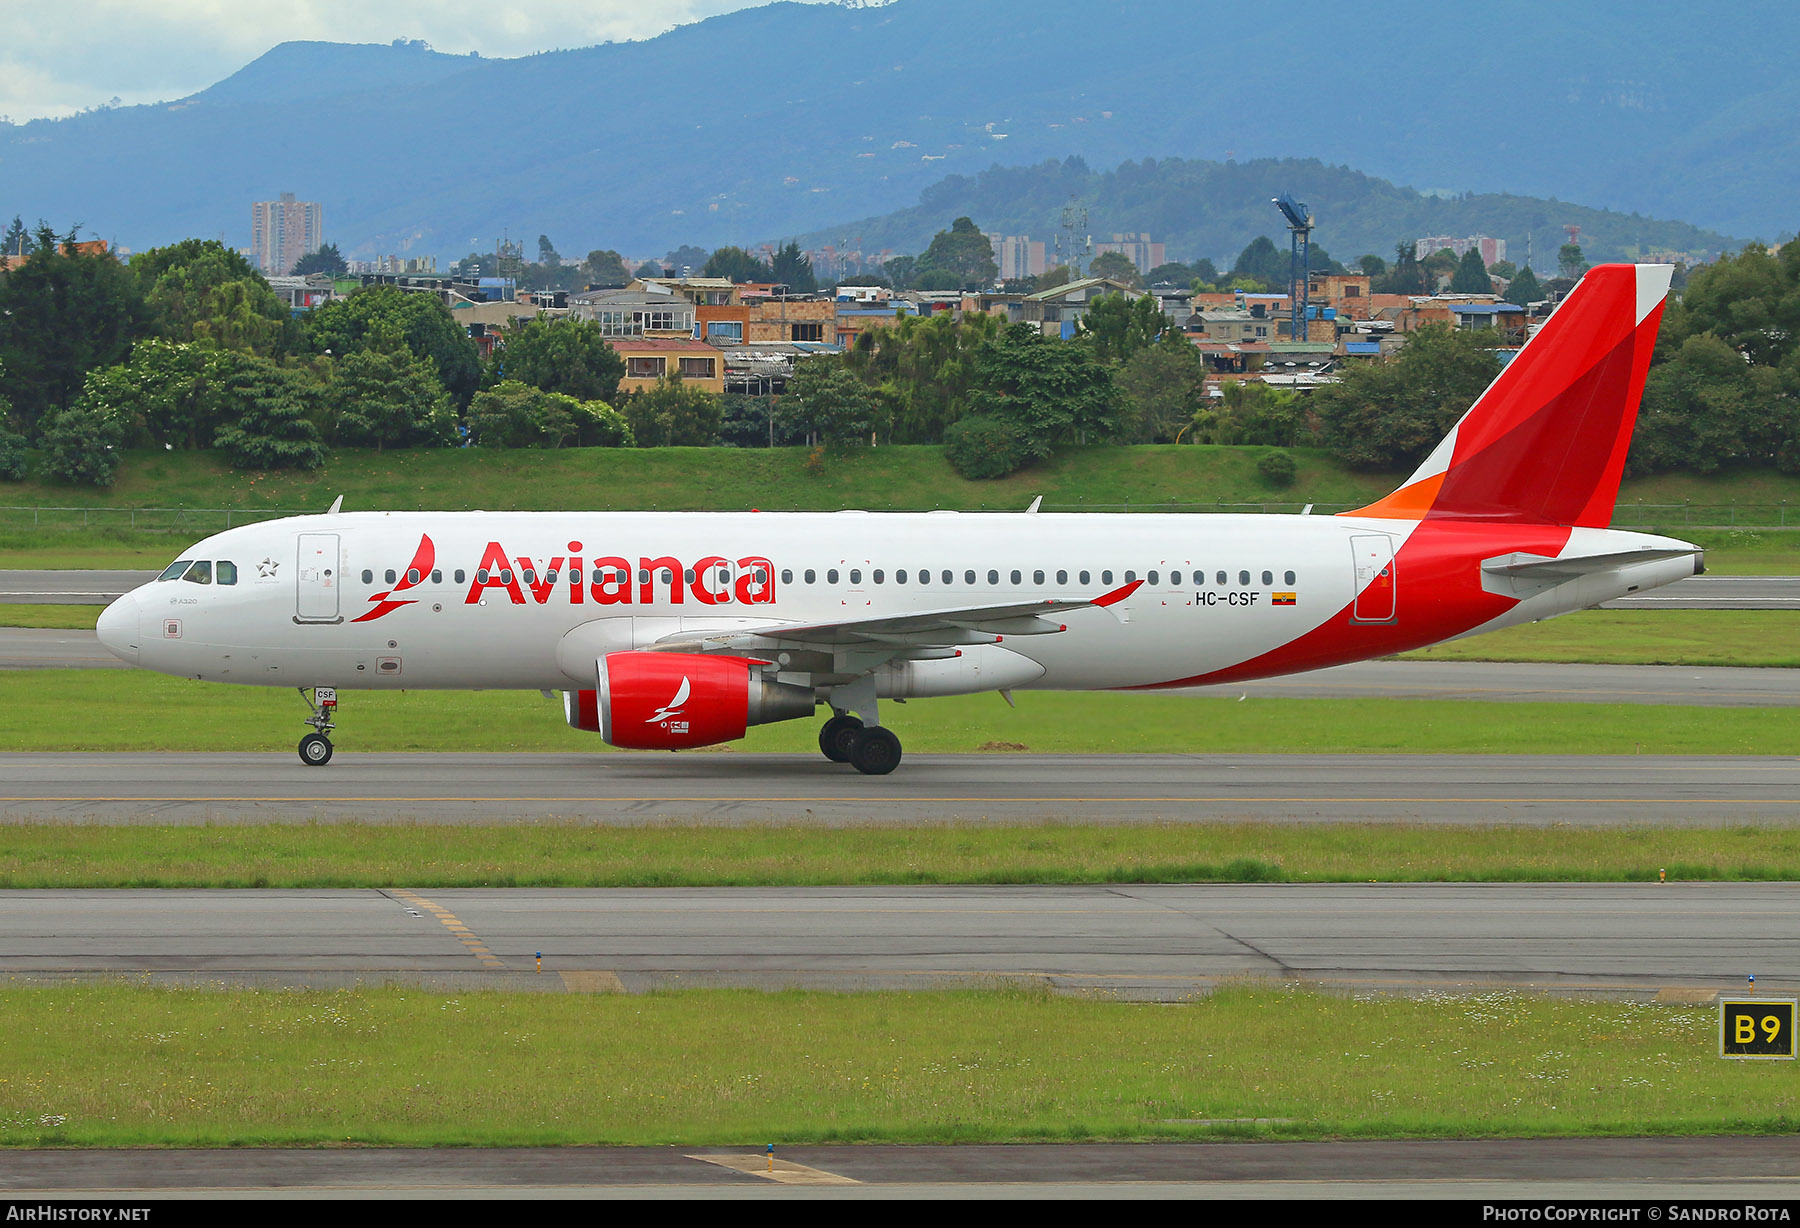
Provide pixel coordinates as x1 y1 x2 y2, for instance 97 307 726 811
6 670 1800 755
0 984 1791 1146
0 605 99 629
2 822 1797 888
1396 609 1800 668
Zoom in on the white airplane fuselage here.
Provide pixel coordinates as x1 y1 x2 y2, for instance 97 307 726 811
99 509 1699 694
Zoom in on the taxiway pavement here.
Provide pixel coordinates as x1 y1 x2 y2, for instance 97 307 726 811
3 751 1800 823
3 883 1794 998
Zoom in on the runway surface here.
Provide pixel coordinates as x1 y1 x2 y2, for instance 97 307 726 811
5 569 1797 607
5 750 1800 823
4 883 1795 998
5 1139 1798 1199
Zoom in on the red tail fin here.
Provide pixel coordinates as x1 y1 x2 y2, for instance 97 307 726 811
1346 264 1671 527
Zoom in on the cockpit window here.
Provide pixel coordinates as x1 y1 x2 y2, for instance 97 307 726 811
182 560 213 585
216 560 238 586
159 560 192 582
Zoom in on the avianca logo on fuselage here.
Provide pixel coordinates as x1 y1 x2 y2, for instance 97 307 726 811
352 534 436 623
464 541 777 608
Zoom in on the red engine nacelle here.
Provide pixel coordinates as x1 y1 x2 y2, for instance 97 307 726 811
564 652 815 750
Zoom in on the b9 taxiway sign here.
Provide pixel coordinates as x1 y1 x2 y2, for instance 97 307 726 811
1719 997 1797 1060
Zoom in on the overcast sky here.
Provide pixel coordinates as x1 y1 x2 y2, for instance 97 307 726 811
2 1 823 123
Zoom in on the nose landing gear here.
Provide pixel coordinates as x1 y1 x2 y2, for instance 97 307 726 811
298 686 337 766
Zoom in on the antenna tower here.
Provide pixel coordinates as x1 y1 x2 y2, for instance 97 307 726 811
1273 194 1315 341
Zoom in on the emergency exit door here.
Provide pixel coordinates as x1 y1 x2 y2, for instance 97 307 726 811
296 533 342 622
1350 533 1396 623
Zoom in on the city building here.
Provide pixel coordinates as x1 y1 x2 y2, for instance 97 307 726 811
986 233 1047 281
604 336 726 396
1092 233 1165 274
1414 235 1506 266
250 193 325 275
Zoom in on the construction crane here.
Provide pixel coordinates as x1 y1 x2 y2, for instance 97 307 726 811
1273 194 1314 342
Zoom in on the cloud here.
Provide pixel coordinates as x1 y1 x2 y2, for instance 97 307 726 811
3 1 812 121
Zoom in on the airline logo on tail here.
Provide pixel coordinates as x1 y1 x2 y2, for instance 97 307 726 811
1347 263 1672 528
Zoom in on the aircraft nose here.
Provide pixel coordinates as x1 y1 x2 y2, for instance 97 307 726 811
96 591 140 664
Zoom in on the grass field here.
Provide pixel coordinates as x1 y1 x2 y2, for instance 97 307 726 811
0 984 1788 1147
4 668 1796 755
3 821 1798 889
1394 609 1800 668
3 446 1799 572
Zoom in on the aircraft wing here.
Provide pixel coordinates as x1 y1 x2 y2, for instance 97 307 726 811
644 580 1143 656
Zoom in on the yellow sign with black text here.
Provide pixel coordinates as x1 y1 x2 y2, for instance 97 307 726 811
1720 998 1797 1059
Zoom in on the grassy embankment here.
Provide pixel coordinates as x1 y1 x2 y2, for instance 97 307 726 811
0 984 1790 1147
3 444 1799 569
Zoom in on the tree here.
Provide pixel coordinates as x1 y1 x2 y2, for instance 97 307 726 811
1558 243 1589 279
466 380 579 449
1357 254 1388 278
331 348 457 451
966 322 1118 457
943 414 1031 479
916 217 998 289
584 249 631 286
1449 248 1493 295
83 339 236 450
570 400 633 447
840 310 1001 443
291 243 347 277
1078 293 1169 367
634 260 664 279
1488 260 1518 280
1312 324 1502 470
1373 243 1428 295
1113 332 1208 442
211 359 327 470
492 316 624 403
663 245 710 275
1037 264 1074 291
1505 266 1543 305
2 216 26 258
132 238 292 355
882 255 917 291
703 246 774 284
302 285 482 405
1087 251 1144 289
770 241 818 294
1192 380 1308 447
38 398 126 486
622 376 721 447
537 234 560 265
0 225 154 434
1230 236 1288 290
777 357 880 448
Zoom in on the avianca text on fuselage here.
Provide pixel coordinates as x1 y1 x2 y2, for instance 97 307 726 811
461 540 777 609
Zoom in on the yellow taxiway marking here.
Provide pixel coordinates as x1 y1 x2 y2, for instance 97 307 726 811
687 1154 859 1185
392 889 506 969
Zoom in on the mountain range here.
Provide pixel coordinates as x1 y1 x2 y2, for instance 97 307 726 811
2 0 1792 265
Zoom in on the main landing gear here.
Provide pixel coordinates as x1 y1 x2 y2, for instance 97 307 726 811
817 712 902 776
297 686 337 766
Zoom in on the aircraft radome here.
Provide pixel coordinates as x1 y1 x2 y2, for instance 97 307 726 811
98 264 1700 775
